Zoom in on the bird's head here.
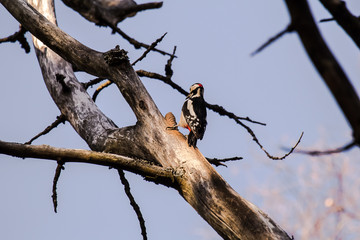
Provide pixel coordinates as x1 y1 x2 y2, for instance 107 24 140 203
187 83 204 98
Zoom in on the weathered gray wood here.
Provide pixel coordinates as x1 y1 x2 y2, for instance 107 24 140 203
26 0 116 150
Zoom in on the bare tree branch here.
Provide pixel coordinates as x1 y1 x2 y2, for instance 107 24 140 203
92 80 113 102
291 140 356 156
206 156 243 167
165 46 177 78
205 102 266 126
90 32 169 100
136 69 188 95
0 140 175 185
82 77 106 90
251 24 294 56
0 24 30 53
7 1 110 77
109 24 172 56
118 169 147 240
52 161 64 213
319 17 335 23
25 114 66 144
284 0 360 145
132 32 167 66
319 0 360 49
269 132 304 160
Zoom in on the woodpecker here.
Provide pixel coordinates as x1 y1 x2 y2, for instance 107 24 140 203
178 83 207 148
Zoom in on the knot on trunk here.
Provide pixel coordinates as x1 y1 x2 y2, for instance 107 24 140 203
103 45 129 66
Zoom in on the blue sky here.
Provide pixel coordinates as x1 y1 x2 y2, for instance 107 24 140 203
1 0 360 239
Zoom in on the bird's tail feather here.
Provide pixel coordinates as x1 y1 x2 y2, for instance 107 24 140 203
188 131 198 148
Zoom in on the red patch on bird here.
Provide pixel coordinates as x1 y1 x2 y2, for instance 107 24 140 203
187 125 191 131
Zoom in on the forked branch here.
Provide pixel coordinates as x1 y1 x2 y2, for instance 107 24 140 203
91 32 168 100
0 24 30 53
108 24 172 56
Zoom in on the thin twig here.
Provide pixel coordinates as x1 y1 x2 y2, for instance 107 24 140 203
136 70 188 95
52 160 65 213
206 102 266 126
82 77 106 90
165 46 177 78
132 32 167 66
233 116 302 160
251 24 294 56
118 169 147 240
0 25 30 53
25 115 66 144
291 140 356 156
92 80 113 101
88 33 168 100
319 18 335 23
108 23 172 56
268 132 304 160
206 156 243 167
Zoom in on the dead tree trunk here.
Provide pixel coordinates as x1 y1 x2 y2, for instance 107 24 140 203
0 0 292 239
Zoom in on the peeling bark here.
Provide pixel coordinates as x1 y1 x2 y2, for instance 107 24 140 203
26 0 118 150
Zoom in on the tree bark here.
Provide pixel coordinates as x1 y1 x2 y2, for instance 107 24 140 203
1 0 292 238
